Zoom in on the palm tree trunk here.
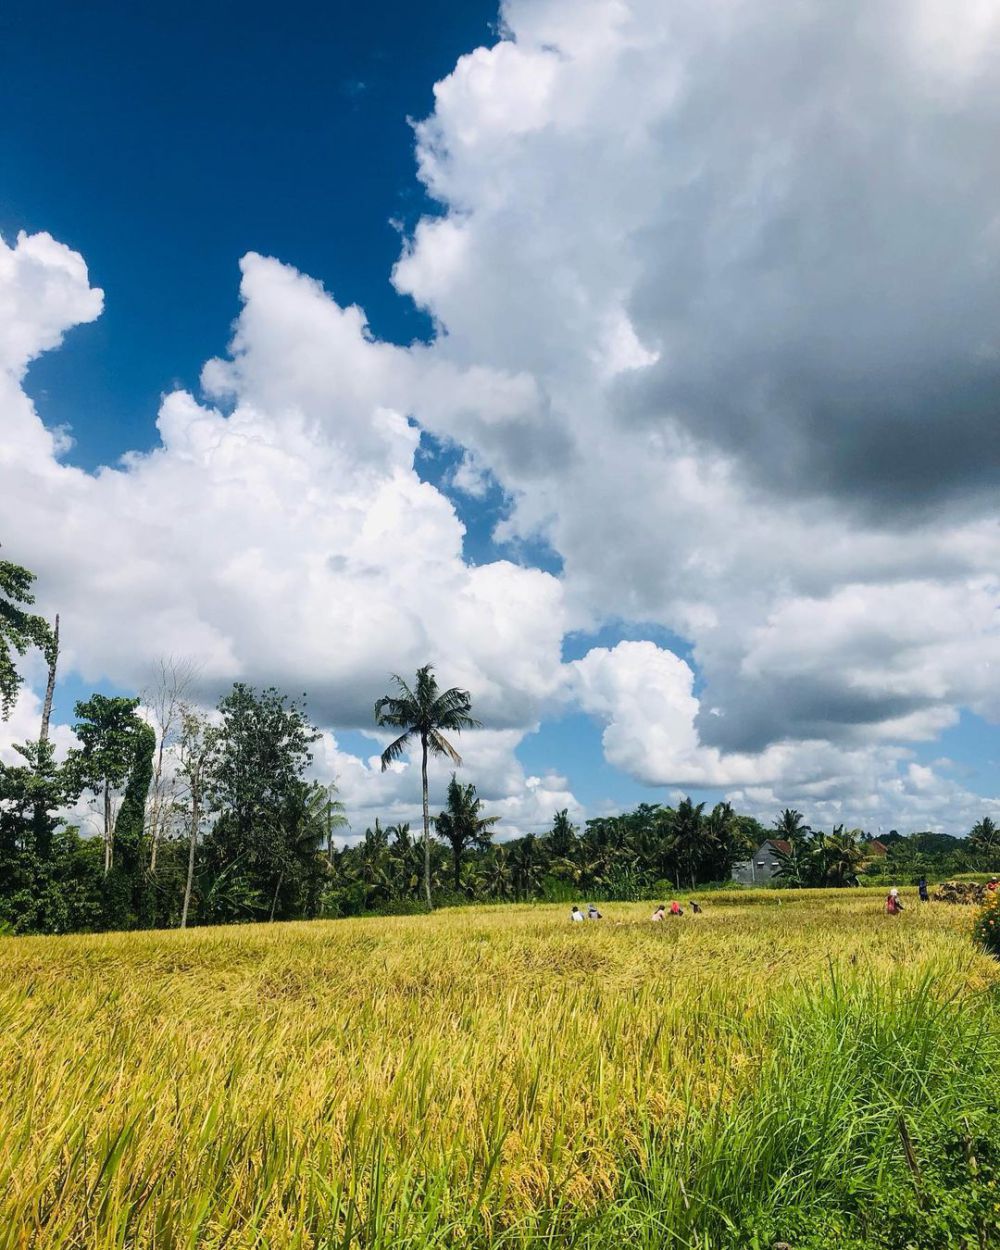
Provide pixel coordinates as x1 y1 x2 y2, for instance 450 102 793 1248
453 842 462 891
421 732 432 909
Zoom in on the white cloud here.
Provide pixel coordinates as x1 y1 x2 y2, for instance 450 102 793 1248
4 0 1000 835
0 685 76 766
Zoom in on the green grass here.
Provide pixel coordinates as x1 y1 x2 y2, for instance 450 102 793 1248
0 893 997 1248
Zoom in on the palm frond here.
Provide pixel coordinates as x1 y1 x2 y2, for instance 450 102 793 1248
373 693 419 728
379 729 414 772
427 728 462 766
429 686 481 732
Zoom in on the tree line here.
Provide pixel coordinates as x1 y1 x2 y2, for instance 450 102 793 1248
3 551 998 934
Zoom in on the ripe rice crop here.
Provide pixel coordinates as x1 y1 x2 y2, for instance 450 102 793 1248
1 892 998 1248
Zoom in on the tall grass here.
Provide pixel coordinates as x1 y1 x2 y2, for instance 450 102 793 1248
0 895 996 1248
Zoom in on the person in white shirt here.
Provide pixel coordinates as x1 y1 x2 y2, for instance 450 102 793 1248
651 905 666 921
571 905 584 922
587 904 603 920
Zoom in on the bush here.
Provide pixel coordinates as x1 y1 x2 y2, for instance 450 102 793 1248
972 887 1000 956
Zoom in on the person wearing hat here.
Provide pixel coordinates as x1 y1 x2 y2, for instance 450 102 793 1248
885 887 903 915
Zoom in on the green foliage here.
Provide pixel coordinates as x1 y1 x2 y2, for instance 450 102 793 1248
68 694 147 798
374 665 480 908
972 888 1000 957
201 684 325 923
773 824 867 887
104 719 156 928
434 773 499 888
0 557 53 719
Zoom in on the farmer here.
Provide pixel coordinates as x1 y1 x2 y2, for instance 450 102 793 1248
918 877 929 903
988 878 999 893
885 887 904 916
571 905 584 923
690 901 703 914
669 900 683 916
587 904 603 920
651 905 666 922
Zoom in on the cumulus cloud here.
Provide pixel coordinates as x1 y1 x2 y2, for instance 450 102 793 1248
391 0 1000 814
3 0 1000 835
0 235 577 830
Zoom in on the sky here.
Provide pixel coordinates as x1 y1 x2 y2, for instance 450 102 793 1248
1 0 999 840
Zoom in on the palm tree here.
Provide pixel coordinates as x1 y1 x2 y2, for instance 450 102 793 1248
823 825 865 887
374 665 480 909
671 797 707 889
546 809 578 858
304 781 350 864
434 774 500 889
969 816 1000 868
483 845 513 900
509 835 545 899
774 808 811 846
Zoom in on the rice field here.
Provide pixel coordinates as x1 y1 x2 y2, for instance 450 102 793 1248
2 891 998 1249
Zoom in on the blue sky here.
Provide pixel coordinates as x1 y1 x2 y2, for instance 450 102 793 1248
2 0 998 837
1 0 498 471
1 0 656 822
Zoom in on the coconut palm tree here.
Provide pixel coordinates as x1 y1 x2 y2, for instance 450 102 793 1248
434 774 500 889
671 797 707 889
509 835 545 899
774 808 811 846
374 666 480 909
483 844 513 900
304 781 349 864
969 816 1000 868
823 825 865 887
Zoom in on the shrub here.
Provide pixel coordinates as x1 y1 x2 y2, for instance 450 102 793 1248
972 887 1000 956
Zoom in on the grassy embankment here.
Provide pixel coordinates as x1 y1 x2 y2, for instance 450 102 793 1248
1 891 998 1248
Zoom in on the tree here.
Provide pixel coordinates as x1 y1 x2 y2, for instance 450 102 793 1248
304 781 349 864
105 718 156 927
969 816 1000 868
0 737 81 931
546 809 578 858
143 657 197 875
434 774 500 889
386 823 422 898
702 801 750 882
203 684 321 921
774 808 811 846
822 826 865 887
670 798 707 889
69 695 149 875
509 834 545 899
175 708 213 929
483 844 513 900
37 614 59 750
374 666 480 909
0 555 53 720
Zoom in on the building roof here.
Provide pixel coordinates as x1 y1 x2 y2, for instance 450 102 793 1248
867 839 888 855
764 839 792 855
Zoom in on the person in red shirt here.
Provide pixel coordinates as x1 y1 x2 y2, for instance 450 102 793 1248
669 900 683 916
886 888 903 915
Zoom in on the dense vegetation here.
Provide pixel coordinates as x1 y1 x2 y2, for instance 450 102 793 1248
1 895 998 1248
3 553 999 936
